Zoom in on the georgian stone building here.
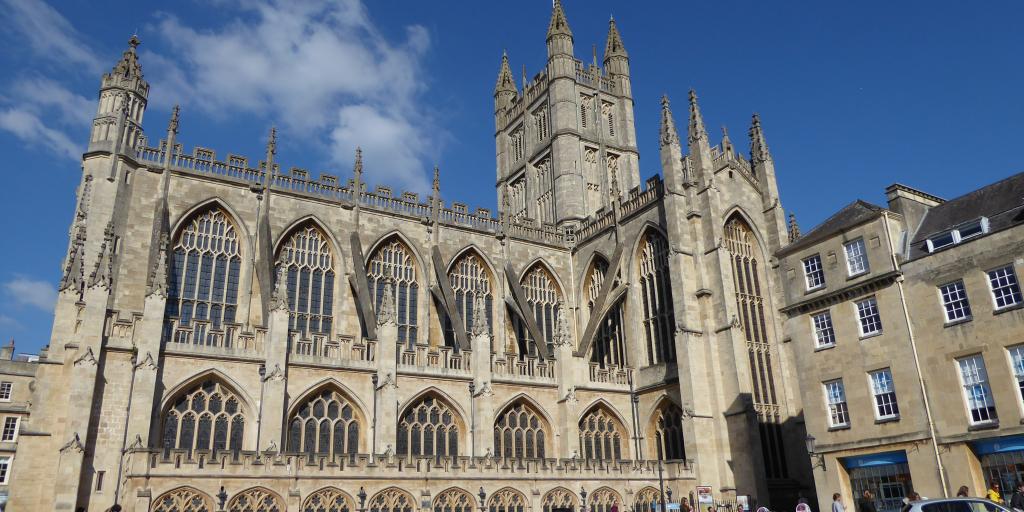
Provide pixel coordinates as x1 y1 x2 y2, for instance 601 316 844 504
779 174 1024 512
8 3 816 511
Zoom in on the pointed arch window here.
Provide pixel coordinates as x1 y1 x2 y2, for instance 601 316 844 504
585 258 626 370
488 488 528 512
445 252 494 346
724 216 787 479
493 401 546 459
511 264 562 359
397 395 460 457
589 488 623 512
153 487 215 512
433 488 475 512
302 487 353 512
633 488 662 512
227 487 284 512
277 224 335 338
653 402 686 461
287 388 360 457
369 488 415 512
578 406 626 461
541 488 578 512
165 207 242 344
367 238 419 346
639 230 676 365
161 379 245 455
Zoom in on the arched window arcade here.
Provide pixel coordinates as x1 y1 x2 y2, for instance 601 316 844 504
286 387 361 457
161 378 245 454
652 401 686 461
638 229 676 366
397 394 461 457
277 223 335 338
432 488 475 512
367 237 419 347
584 257 626 370
493 400 547 459
152 487 215 512
227 487 284 512
445 251 494 345
511 264 562 359
578 405 626 462
368 488 416 512
302 487 353 512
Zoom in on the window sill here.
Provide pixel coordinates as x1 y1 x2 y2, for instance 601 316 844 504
828 424 851 432
875 416 900 424
859 332 883 341
815 344 836 352
994 303 1024 316
944 317 973 328
968 421 1000 431
846 271 870 281
805 285 826 295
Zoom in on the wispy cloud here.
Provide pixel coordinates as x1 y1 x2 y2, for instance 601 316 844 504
0 108 81 160
0 315 23 331
0 0 102 74
3 275 57 313
147 0 439 192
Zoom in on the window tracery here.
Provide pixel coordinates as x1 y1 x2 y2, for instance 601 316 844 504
445 252 493 345
302 487 353 512
512 265 562 359
579 406 625 461
367 238 419 346
541 488 577 512
227 487 283 512
589 488 622 512
287 388 360 457
397 395 460 457
161 379 245 454
277 224 335 338
493 402 546 459
633 487 662 512
639 230 676 365
653 402 686 461
488 488 528 512
152 487 214 512
585 259 626 370
433 488 475 512
165 207 242 344
368 488 415 512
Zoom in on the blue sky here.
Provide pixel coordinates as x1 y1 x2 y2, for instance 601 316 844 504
1 0 1022 355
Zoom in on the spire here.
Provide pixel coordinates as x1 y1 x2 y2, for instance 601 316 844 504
167 105 180 135
603 17 628 61
687 89 707 144
749 113 771 164
547 0 573 40
109 35 144 81
494 51 517 94
659 95 680 148
88 221 115 290
787 212 801 242
470 293 490 337
721 125 733 155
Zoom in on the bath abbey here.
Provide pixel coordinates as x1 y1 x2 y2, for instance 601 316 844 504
4 2 825 510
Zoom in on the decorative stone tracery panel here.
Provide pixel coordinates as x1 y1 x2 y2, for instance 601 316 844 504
488 487 528 512
432 487 476 512
541 487 578 512
161 379 245 453
227 487 284 512
302 487 354 512
152 486 215 512
368 488 416 512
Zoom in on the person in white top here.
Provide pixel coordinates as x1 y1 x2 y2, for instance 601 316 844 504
832 493 846 512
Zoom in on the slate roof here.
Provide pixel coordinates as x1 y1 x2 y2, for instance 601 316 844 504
908 172 1024 260
777 200 887 257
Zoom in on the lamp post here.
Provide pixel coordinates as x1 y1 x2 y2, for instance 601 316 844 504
805 435 826 472
581 487 588 512
217 486 228 511
479 487 487 512
358 487 368 512
666 489 673 505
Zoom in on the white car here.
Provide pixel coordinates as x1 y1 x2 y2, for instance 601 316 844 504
903 498 1013 512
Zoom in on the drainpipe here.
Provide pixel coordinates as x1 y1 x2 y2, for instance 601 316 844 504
882 212 948 497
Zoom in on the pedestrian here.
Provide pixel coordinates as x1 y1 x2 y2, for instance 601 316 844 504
1009 482 1024 512
901 492 922 512
858 491 877 512
957 487 969 498
832 493 846 512
987 483 1003 504
611 502 619 512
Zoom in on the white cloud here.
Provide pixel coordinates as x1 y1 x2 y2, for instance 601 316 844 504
3 276 57 313
11 77 95 127
147 0 440 192
0 315 23 331
0 107 81 161
0 0 102 73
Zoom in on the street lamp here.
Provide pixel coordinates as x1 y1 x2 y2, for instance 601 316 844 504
805 435 826 472
217 486 228 510
479 487 488 512
581 487 588 512
667 489 673 504
358 487 368 512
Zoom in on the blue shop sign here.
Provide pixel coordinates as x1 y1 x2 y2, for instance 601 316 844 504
972 435 1024 455
841 451 908 469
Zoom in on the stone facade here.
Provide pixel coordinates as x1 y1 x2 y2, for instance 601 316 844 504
0 341 37 509
7 3 816 511
779 175 1024 512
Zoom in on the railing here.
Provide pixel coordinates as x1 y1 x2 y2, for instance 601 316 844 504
589 363 632 386
505 219 566 246
163 319 265 355
491 354 555 382
291 332 375 367
575 209 615 243
620 176 662 219
438 208 501 233
398 345 470 374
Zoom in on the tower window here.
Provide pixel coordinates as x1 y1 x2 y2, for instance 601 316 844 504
534 107 549 141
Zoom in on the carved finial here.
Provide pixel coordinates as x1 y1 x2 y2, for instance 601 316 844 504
354 147 363 177
494 52 517 94
147 232 169 297
749 113 771 164
547 0 573 40
788 212 801 242
377 278 397 326
432 165 440 196
470 293 490 337
721 125 733 154
88 221 115 290
266 126 277 158
553 302 572 347
659 94 680 148
688 89 707 145
271 265 290 312
167 105 180 135
604 16 627 61
60 224 86 294
128 34 141 50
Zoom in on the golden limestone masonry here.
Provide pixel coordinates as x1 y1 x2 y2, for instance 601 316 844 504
8 2 868 510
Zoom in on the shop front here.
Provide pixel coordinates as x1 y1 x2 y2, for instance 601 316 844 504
973 435 1024 491
841 451 913 512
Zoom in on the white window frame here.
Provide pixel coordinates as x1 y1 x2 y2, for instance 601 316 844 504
811 311 836 348
957 354 998 425
803 254 826 291
939 280 972 322
824 379 849 428
855 296 883 336
925 217 990 252
1008 345 1024 408
988 265 1023 310
0 382 11 402
844 238 870 277
868 369 900 420
1 416 17 442
0 455 11 485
